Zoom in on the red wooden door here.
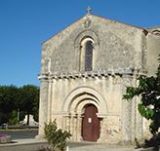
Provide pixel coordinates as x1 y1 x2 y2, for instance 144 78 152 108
82 104 100 141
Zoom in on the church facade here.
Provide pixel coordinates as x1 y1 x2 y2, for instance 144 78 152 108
38 13 160 144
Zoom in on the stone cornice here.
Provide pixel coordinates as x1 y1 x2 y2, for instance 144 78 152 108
38 68 147 80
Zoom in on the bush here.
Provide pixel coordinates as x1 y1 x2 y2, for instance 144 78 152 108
0 133 11 144
143 133 160 149
44 120 71 151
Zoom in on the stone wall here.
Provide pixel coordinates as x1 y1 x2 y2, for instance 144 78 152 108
38 72 143 144
146 32 160 75
41 14 148 75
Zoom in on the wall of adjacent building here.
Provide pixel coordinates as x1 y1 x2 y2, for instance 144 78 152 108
146 32 160 75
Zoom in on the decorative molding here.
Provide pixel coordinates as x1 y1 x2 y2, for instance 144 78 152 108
74 29 100 49
38 68 146 81
151 30 160 37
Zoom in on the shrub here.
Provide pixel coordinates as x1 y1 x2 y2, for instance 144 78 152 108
123 57 160 149
44 120 71 151
0 133 11 144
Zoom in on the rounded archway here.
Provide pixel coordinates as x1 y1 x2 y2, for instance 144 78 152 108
62 86 107 115
62 86 107 142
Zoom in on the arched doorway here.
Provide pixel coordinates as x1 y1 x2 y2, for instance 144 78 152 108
81 104 100 141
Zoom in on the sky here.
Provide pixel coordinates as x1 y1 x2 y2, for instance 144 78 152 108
0 0 160 87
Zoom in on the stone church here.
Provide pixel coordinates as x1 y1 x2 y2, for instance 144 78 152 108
38 11 160 144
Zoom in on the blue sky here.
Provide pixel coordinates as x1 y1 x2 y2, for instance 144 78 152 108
0 0 160 86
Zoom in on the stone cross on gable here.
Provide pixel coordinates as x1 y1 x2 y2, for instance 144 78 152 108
87 6 92 14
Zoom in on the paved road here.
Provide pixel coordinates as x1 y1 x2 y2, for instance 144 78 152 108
0 142 135 151
0 129 38 139
0 129 135 151
68 143 134 151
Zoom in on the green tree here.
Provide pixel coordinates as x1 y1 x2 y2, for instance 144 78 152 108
8 110 19 125
0 85 19 124
19 85 39 124
123 64 160 137
0 85 39 125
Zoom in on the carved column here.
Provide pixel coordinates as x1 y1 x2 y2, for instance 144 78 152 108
51 78 56 120
97 117 105 142
73 114 77 141
37 79 49 139
66 114 70 132
135 96 143 142
47 78 53 122
122 97 132 144
77 114 82 141
70 114 74 141
130 97 136 143
121 75 132 144
68 113 71 137
133 77 143 142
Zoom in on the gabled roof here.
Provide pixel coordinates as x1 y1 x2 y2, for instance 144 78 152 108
43 13 146 44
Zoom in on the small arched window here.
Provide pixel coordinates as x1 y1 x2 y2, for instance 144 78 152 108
80 37 94 72
85 41 93 71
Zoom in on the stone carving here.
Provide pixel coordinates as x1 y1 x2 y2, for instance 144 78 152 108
84 18 91 28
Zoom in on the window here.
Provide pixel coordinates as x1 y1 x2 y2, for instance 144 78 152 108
85 41 93 71
80 37 94 72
